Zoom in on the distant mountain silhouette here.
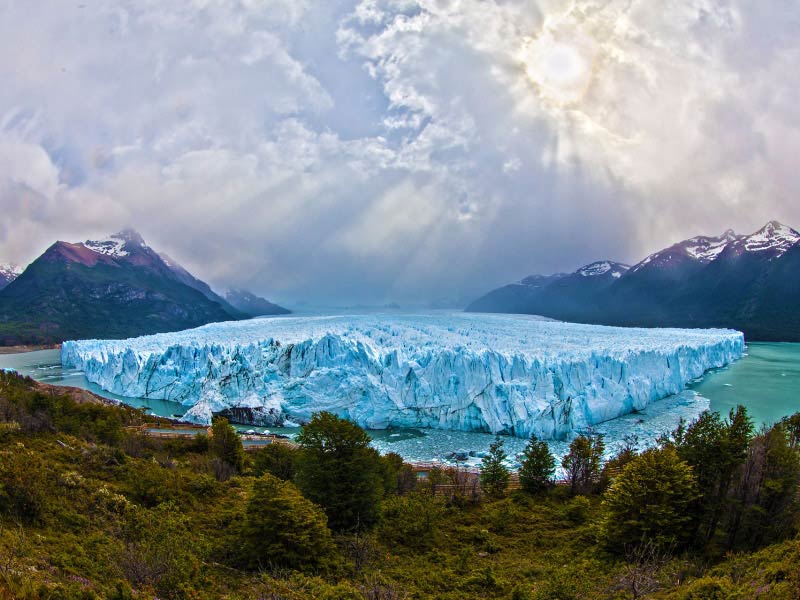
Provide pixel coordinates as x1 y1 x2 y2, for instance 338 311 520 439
225 288 290 317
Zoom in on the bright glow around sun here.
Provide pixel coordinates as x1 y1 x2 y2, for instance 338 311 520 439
520 26 598 106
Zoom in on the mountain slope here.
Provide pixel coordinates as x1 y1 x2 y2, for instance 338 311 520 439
224 288 290 317
0 231 243 345
466 221 800 341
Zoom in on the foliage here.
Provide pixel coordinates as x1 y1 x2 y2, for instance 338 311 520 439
2 371 800 600
380 451 417 495
480 436 511 498
671 406 753 548
238 474 337 572
294 412 385 531
210 416 245 479
561 434 605 496
378 492 446 551
601 446 698 551
724 421 800 550
252 442 297 480
518 434 555 494
119 502 203 598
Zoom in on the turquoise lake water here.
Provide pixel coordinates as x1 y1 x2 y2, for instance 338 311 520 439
1 342 798 465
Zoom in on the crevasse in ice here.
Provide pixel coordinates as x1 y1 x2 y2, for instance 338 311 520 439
61 313 744 438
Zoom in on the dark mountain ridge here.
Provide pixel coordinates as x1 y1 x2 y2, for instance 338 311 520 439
225 288 290 317
466 221 800 341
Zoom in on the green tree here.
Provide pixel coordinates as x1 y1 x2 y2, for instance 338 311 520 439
252 442 297 480
380 451 417 495
726 421 800 550
480 436 511 498
209 417 245 479
780 411 800 449
239 473 337 571
294 412 385 531
562 434 605 496
601 446 698 551
518 433 555 494
672 407 752 546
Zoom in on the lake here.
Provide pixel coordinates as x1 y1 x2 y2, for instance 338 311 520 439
2 342 797 466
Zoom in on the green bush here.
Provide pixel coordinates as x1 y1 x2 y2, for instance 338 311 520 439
565 496 591 524
601 446 698 551
239 473 337 571
378 492 446 551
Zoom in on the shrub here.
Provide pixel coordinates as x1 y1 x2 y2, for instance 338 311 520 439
601 446 697 551
239 473 337 571
378 492 446 551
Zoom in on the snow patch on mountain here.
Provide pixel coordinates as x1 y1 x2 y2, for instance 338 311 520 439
739 221 800 255
577 261 630 278
683 229 742 261
85 236 130 258
62 313 744 439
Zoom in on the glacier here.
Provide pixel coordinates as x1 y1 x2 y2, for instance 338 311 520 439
61 313 745 439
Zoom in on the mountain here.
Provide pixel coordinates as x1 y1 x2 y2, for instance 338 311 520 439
0 230 245 345
224 288 290 317
0 263 21 291
466 221 800 341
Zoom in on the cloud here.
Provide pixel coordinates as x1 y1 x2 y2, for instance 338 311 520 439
0 0 798 305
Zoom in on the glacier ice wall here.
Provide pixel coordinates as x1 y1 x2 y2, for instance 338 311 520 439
61 313 745 439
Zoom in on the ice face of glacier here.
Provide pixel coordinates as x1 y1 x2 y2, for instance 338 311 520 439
61 313 745 439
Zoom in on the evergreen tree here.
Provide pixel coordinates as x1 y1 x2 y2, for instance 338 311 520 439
240 473 337 571
518 434 555 494
480 436 511 498
673 406 752 546
726 421 800 550
209 417 244 478
562 434 605 496
294 412 385 532
601 446 698 551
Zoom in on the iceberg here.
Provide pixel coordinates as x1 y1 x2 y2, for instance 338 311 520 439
61 313 744 439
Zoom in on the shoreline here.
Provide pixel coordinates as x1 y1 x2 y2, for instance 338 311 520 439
0 343 61 355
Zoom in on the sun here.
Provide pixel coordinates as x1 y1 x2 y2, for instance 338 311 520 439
519 25 598 106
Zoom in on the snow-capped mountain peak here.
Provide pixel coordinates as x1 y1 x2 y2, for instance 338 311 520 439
630 229 744 273
682 229 742 262
739 220 800 255
84 229 150 258
576 261 630 278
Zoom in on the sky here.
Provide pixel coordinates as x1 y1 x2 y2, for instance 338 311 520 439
1 0 799 306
